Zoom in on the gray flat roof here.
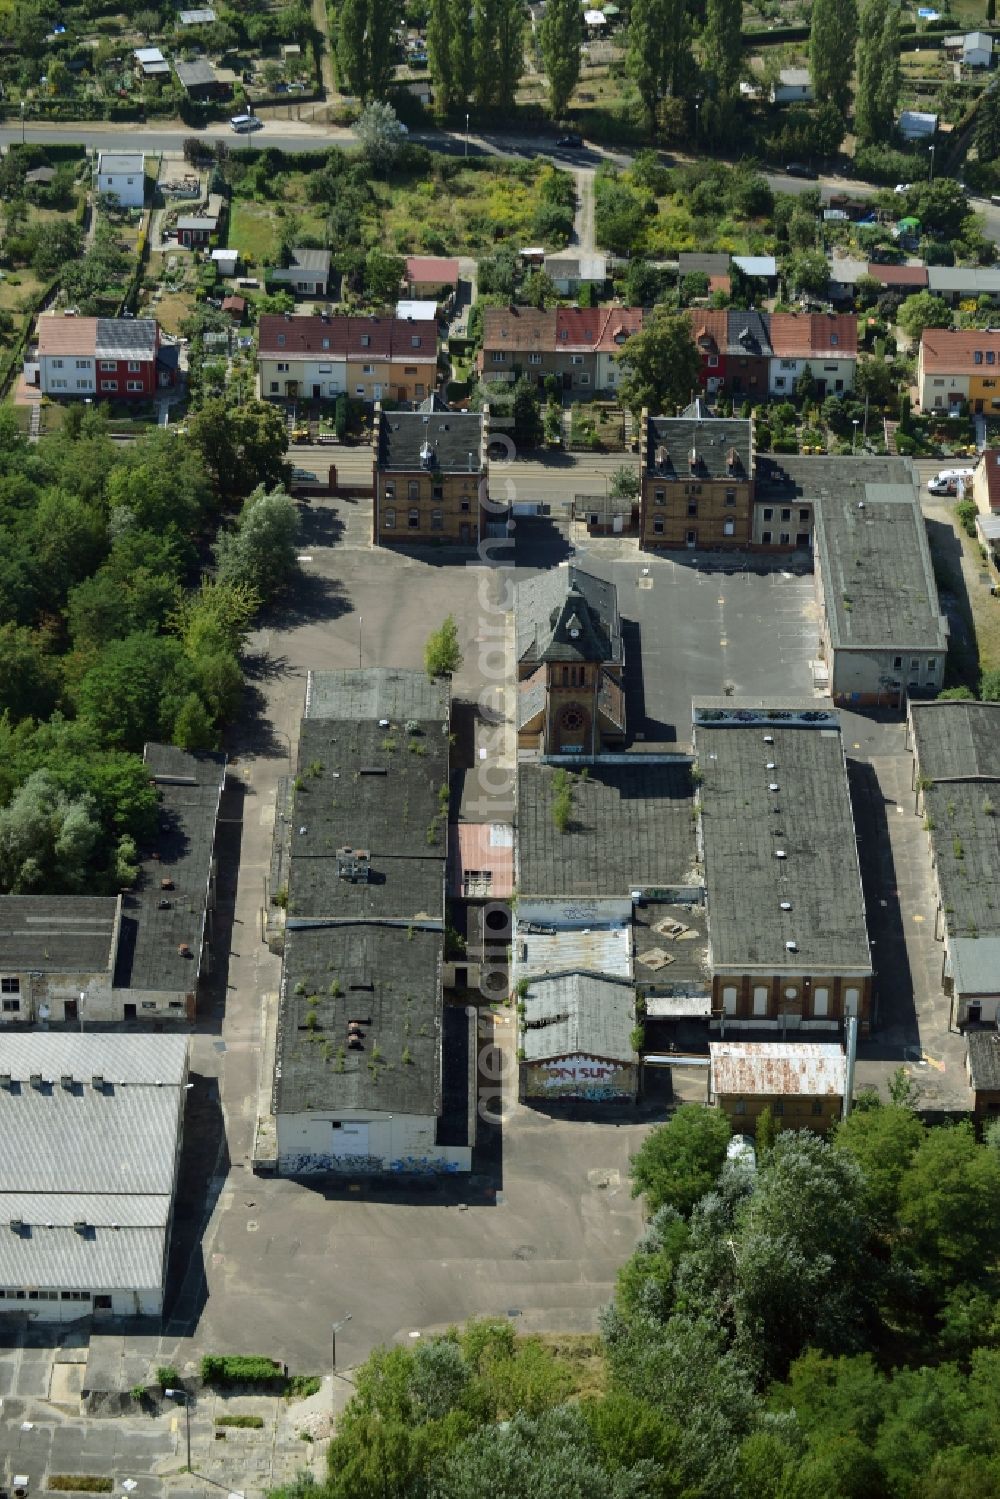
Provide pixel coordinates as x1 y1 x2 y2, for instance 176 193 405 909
927 266 1000 293
522 972 635 1063
694 709 872 975
0 896 119 972
911 700 1000 781
517 761 697 897
967 1028 1000 1090
274 924 441 1116
286 717 447 923
807 466 946 651
378 409 484 473
174 57 216 86
305 668 449 724
113 746 226 996
923 780 1000 939
97 152 144 174
952 936 1000 997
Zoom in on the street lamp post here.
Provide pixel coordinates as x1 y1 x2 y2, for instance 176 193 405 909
851 419 859 454
164 1389 192 1471
465 112 470 157
20 100 25 145
332 1314 352 1373
928 144 935 183
358 615 363 669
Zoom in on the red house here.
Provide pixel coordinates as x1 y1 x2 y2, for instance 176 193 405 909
689 309 728 395
36 315 171 399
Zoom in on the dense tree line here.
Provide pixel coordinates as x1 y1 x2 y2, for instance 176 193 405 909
275 1099 1000 1499
0 401 298 895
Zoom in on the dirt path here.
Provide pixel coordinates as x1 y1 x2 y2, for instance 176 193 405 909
311 0 336 101
572 168 595 253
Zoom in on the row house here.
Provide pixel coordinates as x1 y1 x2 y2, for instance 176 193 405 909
917 328 1000 413
35 315 170 399
768 313 857 398
372 395 489 546
258 313 438 404
479 305 643 397
639 403 754 550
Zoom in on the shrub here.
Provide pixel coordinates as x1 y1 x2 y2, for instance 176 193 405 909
48 1481 114 1493
156 1365 180 1388
215 1415 265 1428
956 498 978 537
200 1355 286 1388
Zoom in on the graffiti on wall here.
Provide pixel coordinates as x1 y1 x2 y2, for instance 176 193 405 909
279 1152 465 1177
526 1054 634 1101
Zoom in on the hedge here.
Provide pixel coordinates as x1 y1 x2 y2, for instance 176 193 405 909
200 1354 286 1388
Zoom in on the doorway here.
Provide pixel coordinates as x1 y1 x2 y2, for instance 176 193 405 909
64 999 78 1022
968 1002 982 1024
123 1003 136 1020
312 384 321 399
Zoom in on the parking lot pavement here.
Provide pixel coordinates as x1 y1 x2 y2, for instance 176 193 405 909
561 545 821 748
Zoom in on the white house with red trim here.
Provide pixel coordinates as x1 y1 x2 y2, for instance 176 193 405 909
35 315 171 399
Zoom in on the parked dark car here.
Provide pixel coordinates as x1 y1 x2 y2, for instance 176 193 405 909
557 133 583 148
786 162 818 179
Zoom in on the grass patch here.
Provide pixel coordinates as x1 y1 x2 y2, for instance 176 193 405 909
215 1414 265 1428
531 1333 607 1400
48 1480 113 1494
200 1354 286 1388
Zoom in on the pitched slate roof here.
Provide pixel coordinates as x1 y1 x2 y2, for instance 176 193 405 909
726 309 772 357
646 413 753 479
378 408 484 473
516 565 621 665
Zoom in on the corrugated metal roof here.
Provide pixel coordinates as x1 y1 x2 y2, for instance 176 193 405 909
515 920 632 980
0 1193 167 1228
710 1041 846 1096
522 972 635 1062
0 1222 165 1291
0 1033 187 1086
0 1087 185 1196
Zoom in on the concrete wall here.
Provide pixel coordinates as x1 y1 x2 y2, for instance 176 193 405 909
0 971 115 1025
829 646 944 705
522 1053 637 1102
0 1286 162 1321
275 1108 471 1175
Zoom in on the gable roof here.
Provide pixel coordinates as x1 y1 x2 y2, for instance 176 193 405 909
646 412 753 480
910 700 1000 782
406 256 460 284
516 564 621 665
521 973 636 1063
481 305 644 356
174 57 217 87
768 313 858 358
867 262 928 288
378 407 484 473
481 306 555 353
679 252 730 276
689 308 728 357
726 308 773 357
920 328 1000 374
36 316 159 361
258 313 437 361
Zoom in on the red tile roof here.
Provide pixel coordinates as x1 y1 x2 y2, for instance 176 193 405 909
767 313 858 358
36 315 100 357
595 307 644 351
689 309 728 356
406 256 460 285
482 305 644 356
920 328 1000 374
554 307 605 350
258 313 437 361
977 449 1000 511
482 306 556 353
867 262 928 288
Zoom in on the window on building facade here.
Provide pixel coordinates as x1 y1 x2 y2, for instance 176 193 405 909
723 519 735 536
432 483 443 500
408 480 419 500
654 488 665 504
408 508 420 528
100 361 116 371
1 998 20 1013
653 516 664 533
383 508 395 528
493 352 506 363
733 1099 746 1115
431 509 443 529
781 508 791 521
761 530 772 543
100 382 117 392
1 977 19 993
725 490 736 505
270 381 279 393
763 508 773 520
529 353 542 365
127 361 141 372
127 381 142 392
779 532 790 544
687 501 698 516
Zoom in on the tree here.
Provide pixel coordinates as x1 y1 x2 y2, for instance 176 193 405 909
897 1121 1000 1289
809 0 857 116
214 487 299 602
364 246 405 304
854 0 900 146
187 399 289 501
512 378 543 447
355 101 407 174
981 667 1000 701
75 633 190 752
618 309 701 419
626 0 691 132
854 356 894 405
787 249 831 296
680 270 710 303
0 623 61 723
173 692 218 751
337 0 368 95
704 0 742 101
610 465 640 498
539 0 583 117
833 1100 924 1227
424 615 463 678
976 86 1000 163
630 1104 731 1216
897 291 952 342
428 0 472 113
472 0 525 111
0 771 102 894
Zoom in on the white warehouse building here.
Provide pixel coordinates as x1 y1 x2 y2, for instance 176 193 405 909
0 1034 188 1321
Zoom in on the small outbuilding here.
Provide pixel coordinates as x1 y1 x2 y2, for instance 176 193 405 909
967 1029 1000 1131
710 1040 847 1134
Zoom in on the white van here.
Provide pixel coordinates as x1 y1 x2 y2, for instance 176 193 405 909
230 114 263 133
928 467 975 496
